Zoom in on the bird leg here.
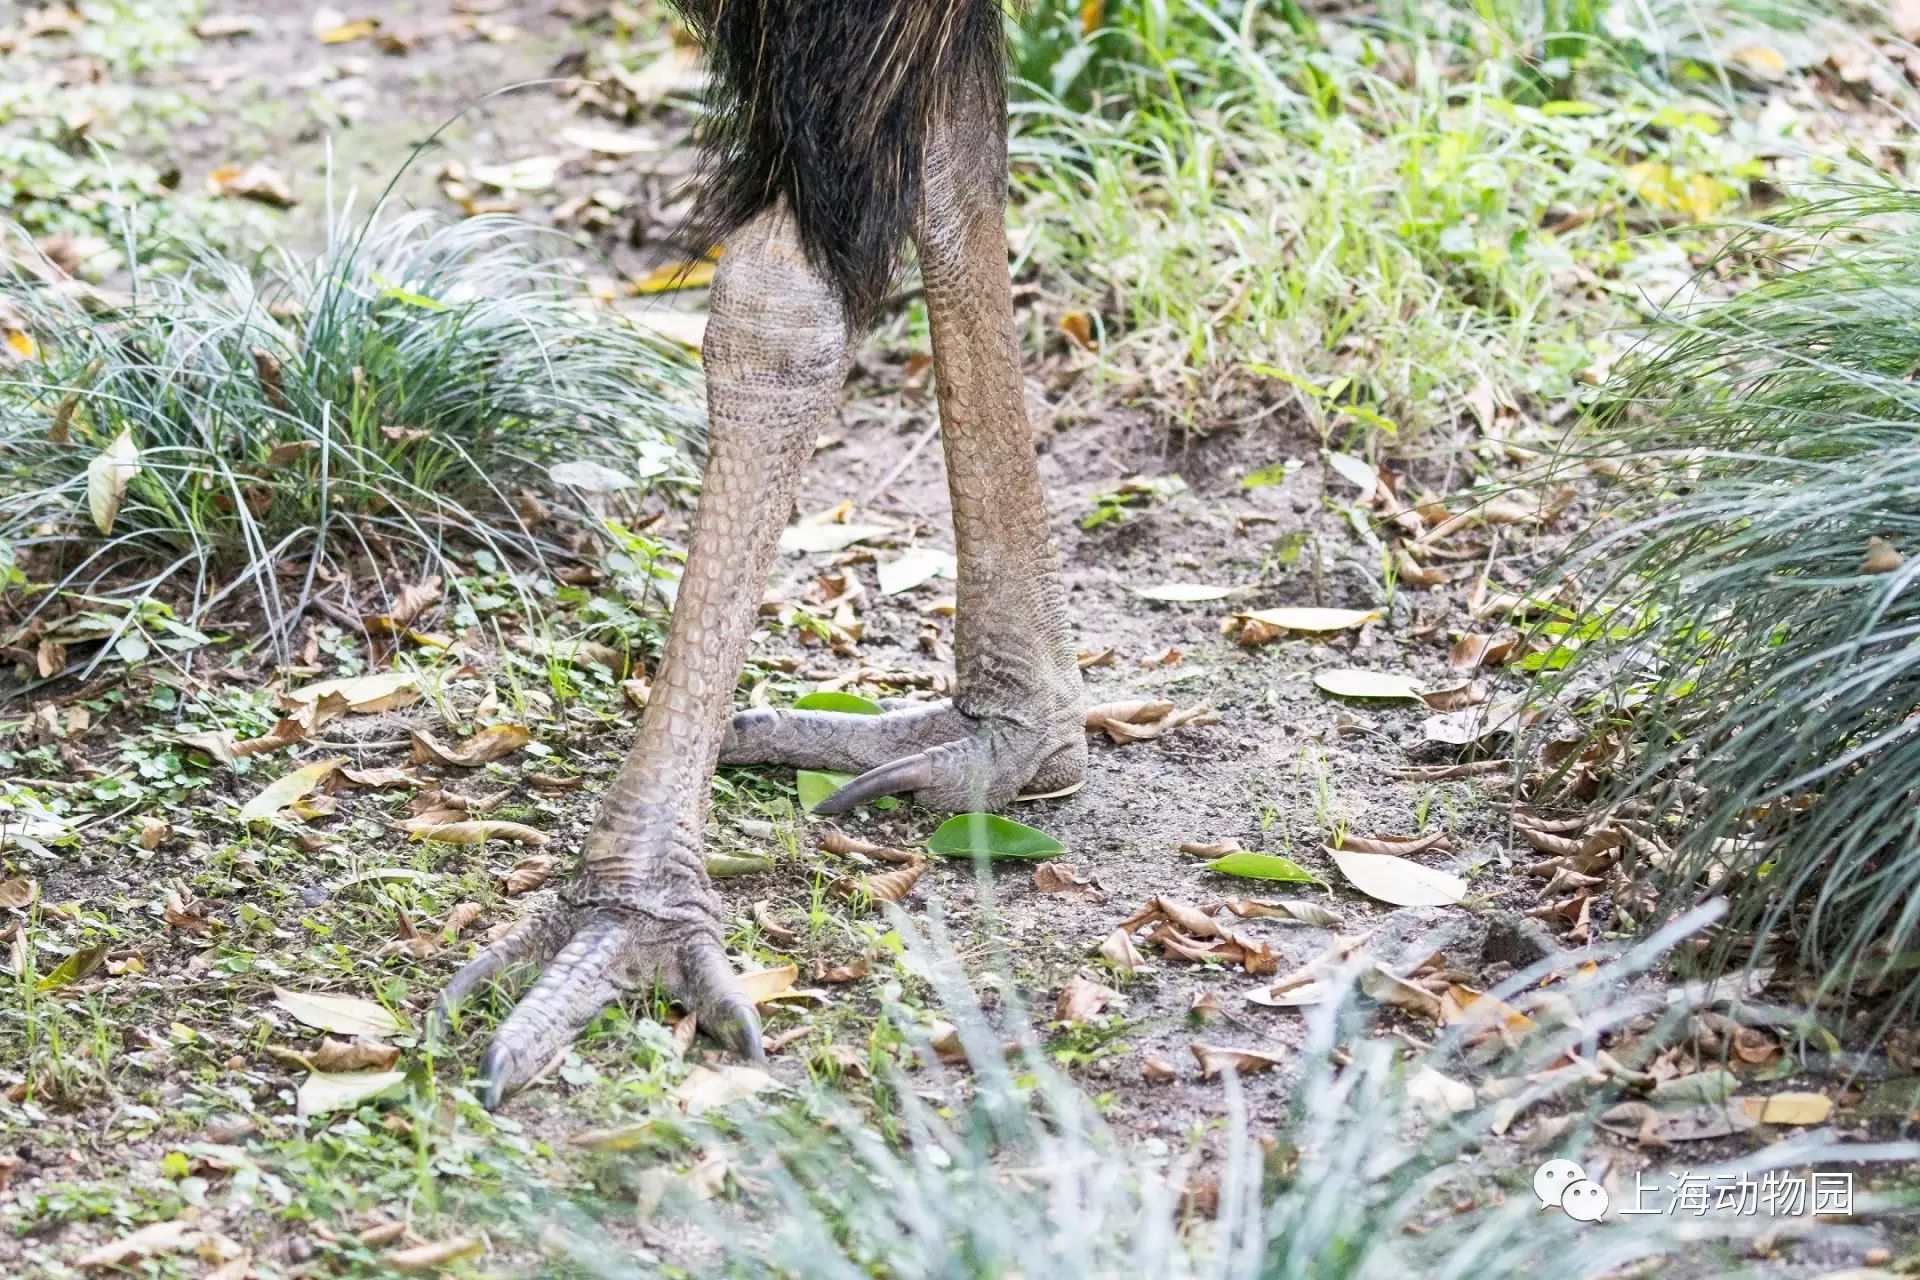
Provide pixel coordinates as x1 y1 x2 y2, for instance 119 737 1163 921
431 202 849 1106
720 85 1085 815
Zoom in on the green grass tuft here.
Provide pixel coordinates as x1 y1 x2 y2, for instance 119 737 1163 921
1544 187 1920 1028
0 211 700 657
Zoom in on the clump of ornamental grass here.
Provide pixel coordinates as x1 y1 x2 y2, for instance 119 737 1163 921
0 210 699 660
511 909 1912 1279
1540 188 1920 1033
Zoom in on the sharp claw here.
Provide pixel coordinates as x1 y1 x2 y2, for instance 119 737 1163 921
815 752 935 814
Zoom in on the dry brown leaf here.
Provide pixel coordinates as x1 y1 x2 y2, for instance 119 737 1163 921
1178 840 1245 858
1360 963 1445 1022
339 766 422 789
409 725 531 767
1056 974 1119 1023
440 902 484 936
311 1037 400 1072
831 860 928 905
408 820 548 847
386 1237 485 1273
1191 1043 1287 1079
751 900 799 944
1218 897 1343 928
500 855 555 896
1033 861 1101 899
819 826 917 864
1141 1053 1179 1082
74 1213 221 1268
1333 830 1454 857
815 956 871 984
1060 310 1096 350
1861 537 1902 574
1097 928 1144 972
1418 679 1486 712
1449 631 1517 671
208 162 296 207
0 878 40 909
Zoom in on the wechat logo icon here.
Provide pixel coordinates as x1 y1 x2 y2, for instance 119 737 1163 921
1534 1159 1609 1222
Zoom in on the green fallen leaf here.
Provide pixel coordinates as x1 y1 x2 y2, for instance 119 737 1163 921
238 757 345 826
36 940 107 991
708 854 774 877
791 692 884 715
926 813 1063 861
1204 852 1318 883
797 770 857 813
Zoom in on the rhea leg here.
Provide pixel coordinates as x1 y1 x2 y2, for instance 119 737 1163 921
720 92 1085 813
431 204 850 1106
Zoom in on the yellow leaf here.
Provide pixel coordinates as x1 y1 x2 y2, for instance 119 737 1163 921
238 758 344 825
86 427 140 535
631 260 717 294
1738 1091 1833 1125
317 18 379 44
5 331 36 359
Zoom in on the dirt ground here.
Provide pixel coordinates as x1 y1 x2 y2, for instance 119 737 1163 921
3 2 1917 1276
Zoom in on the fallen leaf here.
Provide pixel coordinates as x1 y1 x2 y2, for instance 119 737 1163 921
1739 1092 1833 1125
1141 1054 1179 1082
877 547 957 595
1406 1064 1476 1116
75 1214 211 1268
738 965 799 1005
297 1069 407 1117
208 162 296 207
1360 963 1445 1021
339 765 422 789
831 860 929 905
1449 632 1517 671
1033 862 1101 898
926 813 1062 861
238 758 344 825
1084 698 1218 744
1097 928 1144 971
1060 310 1096 350
1191 1043 1287 1078
1333 830 1453 857
819 826 917 864
1133 582 1242 603
310 1037 400 1072
409 725 531 767
1313 669 1423 701
632 260 717 294
500 855 555 896
561 124 661 155
36 940 107 990
1057 974 1119 1023
1204 851 1317 883
440 902 484 936
0 878 38 909
385 1237 485 1273
1421 698 1532 746
273 987 405 1038
1218 898 1342 927
86 428 140 535
796 769 857 813
673 1064 774 1115
1418 679 1486 712
1328 849 1467 906
409 820 548 847
1861 537 1902 574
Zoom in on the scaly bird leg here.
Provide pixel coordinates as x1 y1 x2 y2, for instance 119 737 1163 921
721 82 1084 814
431 203 850 1106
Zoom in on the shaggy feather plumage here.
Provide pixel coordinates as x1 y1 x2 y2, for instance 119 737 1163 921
670 0 1005 326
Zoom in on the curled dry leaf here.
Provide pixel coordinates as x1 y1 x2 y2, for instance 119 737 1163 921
282 672 420 715
0 878 39 909
339 765 422 789
310 1037 401 1072
1333 830 1454 857
737 965 799 1005
1449 631 1517 671
830 859 928 906
1191 1043 1287 1079
1033 861 1101 899
409 820 548 847
752 900 799 944
1419 679 1486 712
1083 698 1219 744
439 902 484 936
500 854 556 896
409 725 531 767
1218 898 1343 928
1056 974 1119 1023
1178 840 1244 858
819 825 916 864
815 956 871 983
385 1237 485 1273
1359 963 1445 1022
1141 1054 1180 1082
1097 928 1144 972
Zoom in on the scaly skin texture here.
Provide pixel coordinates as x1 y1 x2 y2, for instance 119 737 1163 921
720 90 1085 813
433 80 1082 1105
432 205 850 1104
